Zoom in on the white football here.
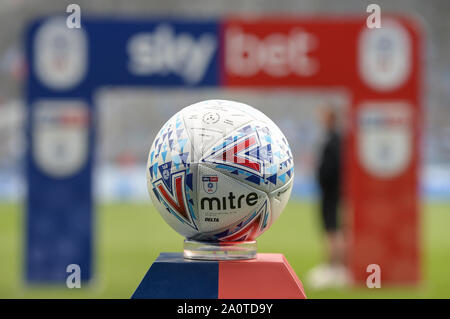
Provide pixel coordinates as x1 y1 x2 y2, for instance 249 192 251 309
146 100 294 242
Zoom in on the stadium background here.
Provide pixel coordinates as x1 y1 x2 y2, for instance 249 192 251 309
0 0 449 298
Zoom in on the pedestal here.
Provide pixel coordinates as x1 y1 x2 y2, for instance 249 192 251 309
132 252 306 299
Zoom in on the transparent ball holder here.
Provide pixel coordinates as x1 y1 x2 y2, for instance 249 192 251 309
183 239 257 260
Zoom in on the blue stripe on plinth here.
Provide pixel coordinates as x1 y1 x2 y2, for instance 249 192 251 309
131 252 218 299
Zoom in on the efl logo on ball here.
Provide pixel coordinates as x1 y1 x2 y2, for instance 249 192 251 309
202 175 218 194
146 100 294 242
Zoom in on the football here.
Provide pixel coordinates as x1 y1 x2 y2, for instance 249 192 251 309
146 100 294 242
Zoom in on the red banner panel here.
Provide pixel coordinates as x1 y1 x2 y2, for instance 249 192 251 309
222 16 423 284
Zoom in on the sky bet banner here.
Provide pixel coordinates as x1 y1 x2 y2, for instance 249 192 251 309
26 16 421 283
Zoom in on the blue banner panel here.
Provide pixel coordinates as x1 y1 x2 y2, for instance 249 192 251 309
25 17 221 283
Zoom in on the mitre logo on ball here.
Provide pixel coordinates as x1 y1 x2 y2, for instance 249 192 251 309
146 100 294 243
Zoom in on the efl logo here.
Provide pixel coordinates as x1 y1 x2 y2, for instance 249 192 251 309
358 102 412 179
202 175 218 194
225 26 319 78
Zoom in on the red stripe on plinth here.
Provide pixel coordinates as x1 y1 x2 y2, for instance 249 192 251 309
218 253 306 299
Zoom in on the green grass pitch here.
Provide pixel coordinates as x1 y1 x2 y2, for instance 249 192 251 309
0 201 449 298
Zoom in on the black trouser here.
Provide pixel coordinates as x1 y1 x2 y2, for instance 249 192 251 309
319 187 340 232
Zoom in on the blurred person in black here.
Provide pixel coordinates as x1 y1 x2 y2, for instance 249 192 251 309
306 106 349 289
